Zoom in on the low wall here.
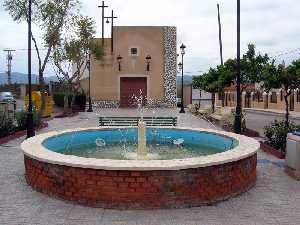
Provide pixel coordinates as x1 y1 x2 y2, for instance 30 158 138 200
24 154 257 209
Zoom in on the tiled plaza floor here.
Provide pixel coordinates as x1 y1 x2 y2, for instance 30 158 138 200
0 110 299 225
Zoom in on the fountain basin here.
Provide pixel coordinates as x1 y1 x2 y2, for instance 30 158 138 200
21 127 259 209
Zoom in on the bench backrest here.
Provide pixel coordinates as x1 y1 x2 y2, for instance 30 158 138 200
99 117 177 126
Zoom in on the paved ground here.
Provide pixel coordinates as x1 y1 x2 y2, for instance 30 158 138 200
1 109 300 225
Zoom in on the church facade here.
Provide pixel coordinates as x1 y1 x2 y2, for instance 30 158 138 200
81 26 177 108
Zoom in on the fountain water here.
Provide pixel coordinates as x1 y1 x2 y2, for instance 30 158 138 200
137 120 147 159
125 90 161 160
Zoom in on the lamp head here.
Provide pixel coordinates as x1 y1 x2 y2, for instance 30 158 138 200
178 62 183 70
180 43 186 55
117 55 122 62
146 55 151 62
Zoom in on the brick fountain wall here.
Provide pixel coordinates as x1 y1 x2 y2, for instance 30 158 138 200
24 154 257 209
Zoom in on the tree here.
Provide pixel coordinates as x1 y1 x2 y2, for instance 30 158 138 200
193 69 220 113
192 74 203 108
52 16 104 114
4 0 79 117
195 44 269 113
222 44 270 92
193 63 233 113
215 64 234 107
263 59 300 129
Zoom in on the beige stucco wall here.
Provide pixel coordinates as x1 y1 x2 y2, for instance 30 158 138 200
87 26 165 102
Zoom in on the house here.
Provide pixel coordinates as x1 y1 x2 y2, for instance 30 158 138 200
81 26 177 108
176 76 212 108
216 83 300 112
192 89 212 108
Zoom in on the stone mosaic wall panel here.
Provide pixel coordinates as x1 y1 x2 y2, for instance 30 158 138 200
93 101 120 109
163 27 177 107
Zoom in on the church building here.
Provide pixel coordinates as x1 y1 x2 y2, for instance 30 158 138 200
81 26 177 108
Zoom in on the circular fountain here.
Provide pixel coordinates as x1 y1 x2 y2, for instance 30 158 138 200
21 124 259 209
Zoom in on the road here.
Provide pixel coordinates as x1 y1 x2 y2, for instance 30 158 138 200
245 109 300 136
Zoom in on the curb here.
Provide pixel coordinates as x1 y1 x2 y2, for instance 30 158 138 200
0 122 48 145
244 108 300 120
260 141 285 159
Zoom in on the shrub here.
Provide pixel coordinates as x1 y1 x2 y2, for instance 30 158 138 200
264 120 300 153
53 92 72 107
223 110 247 133
53 92 86 111
0 111 16 138
16 110 41 131
73 93 86 111
188 104 199 114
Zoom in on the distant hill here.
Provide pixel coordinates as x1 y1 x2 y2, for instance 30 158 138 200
0 72 58 85
177 75 193 85
1 72 192 86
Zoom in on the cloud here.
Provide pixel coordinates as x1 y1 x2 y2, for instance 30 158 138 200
0 0 299 76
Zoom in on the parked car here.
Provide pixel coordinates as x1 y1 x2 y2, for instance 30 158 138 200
0 92 15 102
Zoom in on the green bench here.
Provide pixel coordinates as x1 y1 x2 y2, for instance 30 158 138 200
99 117 177 127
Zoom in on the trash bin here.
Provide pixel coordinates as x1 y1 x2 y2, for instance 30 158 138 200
286 132 300 179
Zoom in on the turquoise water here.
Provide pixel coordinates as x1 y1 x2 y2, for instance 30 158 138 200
42 128 238 160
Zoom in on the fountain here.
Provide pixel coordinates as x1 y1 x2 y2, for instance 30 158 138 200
124 92 162 160
21 91 259 209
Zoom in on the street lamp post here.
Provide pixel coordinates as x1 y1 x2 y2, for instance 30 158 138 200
104 10 117 53
27 0 35 138
234 0 242 134
179 43 186 114
87 54 93 112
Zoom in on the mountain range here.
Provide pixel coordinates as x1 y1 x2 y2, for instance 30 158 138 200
0 72 193 86
177 75 193 85
0 72 58 85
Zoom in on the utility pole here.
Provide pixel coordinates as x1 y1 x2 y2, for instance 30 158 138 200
234 0 242 134
217 4 224 66
98 1 108 46
104 10 117 53
217 3 225 107
3 49 16 85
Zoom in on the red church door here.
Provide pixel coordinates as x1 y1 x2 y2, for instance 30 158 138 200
120 77 147 107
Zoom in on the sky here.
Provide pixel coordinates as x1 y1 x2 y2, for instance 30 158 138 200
0 0 299 77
